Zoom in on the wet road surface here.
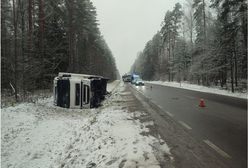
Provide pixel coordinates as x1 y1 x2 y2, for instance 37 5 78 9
133 83 247 168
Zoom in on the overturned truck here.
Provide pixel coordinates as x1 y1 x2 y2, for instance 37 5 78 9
54 72 109 109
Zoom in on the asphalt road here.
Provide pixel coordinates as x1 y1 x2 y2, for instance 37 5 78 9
134 83 247 168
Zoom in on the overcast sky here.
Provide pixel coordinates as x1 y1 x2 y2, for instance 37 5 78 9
91 0 184 75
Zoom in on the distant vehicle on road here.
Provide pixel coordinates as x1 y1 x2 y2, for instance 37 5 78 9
122 74 132 82
135 79 145 86
131 74 140 84
122 73 144 85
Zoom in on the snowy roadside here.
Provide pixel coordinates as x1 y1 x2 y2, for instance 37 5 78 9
107 80 120 93
146 81 247 99
1 81 172 168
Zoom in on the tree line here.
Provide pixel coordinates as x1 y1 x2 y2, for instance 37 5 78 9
1 0 119 100
131 0 247 92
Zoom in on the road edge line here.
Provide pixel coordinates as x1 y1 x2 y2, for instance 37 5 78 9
203 139 231 159
179 121 192 130
129 84 174 119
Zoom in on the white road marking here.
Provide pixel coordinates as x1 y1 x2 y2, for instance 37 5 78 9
185 96 195 99
203 139 231 159
179 121 192 130
165 111 174 117
119 92 132 96
132 86 174 118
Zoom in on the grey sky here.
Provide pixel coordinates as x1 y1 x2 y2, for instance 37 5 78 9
91 0 184 75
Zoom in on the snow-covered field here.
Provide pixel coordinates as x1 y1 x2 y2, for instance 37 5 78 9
147 81 247 99
1 81 171 168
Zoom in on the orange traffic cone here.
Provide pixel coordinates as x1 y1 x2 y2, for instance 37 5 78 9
199 99 206 107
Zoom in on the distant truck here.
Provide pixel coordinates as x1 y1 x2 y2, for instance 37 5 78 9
122 74 132 82
131 74 140 84
54 72 109 109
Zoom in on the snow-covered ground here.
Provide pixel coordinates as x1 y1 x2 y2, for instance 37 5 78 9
147 81 247 99
107 80 120 93
1 81 172 168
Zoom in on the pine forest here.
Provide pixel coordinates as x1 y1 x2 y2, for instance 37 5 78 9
1 0 119 101
131 0 247 93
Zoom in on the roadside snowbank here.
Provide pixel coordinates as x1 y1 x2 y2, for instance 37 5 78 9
147 81 247 99
107 80 120 92
1 82 171 168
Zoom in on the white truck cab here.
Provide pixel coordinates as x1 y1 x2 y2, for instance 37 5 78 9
53 72 108 109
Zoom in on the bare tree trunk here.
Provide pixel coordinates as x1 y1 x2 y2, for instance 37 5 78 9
223 56 227 88
190 12 194 67
20 0 25 96
202 0 206 86
28 0 33 64
233 41 238 87
38 0 45 85
68 0 75 72
230 52 234 93
188 1 194 81
13 0 18 101
168 31 171 82
202 0 206 41
171 34 176 82
1 1 7 87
